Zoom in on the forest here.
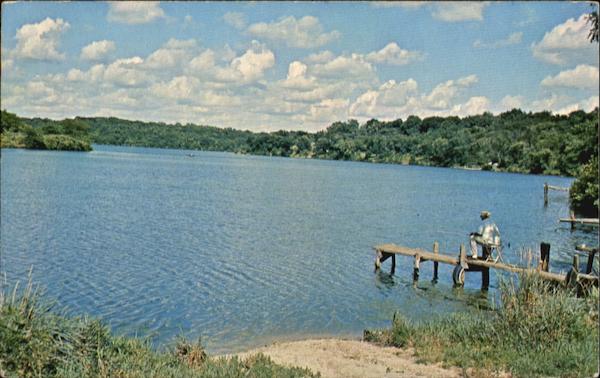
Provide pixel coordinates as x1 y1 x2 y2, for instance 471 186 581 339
1 110 92 151
17 109 596 176
1 108 598 215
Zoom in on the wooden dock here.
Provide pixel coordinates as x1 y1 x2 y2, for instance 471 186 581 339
543 182 569 205
576 244 598 275
559 217 599 227
559 211 599 229
374 242 598 291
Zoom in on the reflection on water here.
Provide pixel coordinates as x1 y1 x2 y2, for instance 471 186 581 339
1 145 596 353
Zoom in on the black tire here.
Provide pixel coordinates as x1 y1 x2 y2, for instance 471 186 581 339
452 265 465 286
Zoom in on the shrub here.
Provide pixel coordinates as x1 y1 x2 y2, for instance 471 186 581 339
0 280 319 378
570 155 599 217
364 272 599 377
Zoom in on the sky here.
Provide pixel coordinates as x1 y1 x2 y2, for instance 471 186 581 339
1 1 599 132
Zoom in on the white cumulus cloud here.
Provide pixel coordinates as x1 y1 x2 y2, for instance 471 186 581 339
432 2 488 22
80 40 116 61
103 56 151 87
451 96 490 116
247 16 340 48
423 74 478 109
500 95 525 110
541 64 599 89
13 17 70 61
312 54 375 80
108 2 165 24
231 41 276 82
365 42 423 65
555 95 599 115
532 14 598 65
145 38 199 70
188 41 275 84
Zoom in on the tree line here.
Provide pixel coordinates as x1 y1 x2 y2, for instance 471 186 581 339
1 110 92 151
75 109 597 178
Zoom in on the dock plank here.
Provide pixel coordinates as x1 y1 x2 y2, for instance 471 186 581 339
374 243 567 283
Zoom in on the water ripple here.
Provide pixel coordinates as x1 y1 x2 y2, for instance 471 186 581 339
2 146 594 353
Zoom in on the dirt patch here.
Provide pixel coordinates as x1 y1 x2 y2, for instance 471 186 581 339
231 338 462 378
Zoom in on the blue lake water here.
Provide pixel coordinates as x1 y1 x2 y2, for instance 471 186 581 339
1 145 596 353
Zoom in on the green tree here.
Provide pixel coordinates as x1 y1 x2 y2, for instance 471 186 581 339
22 125 46 149
568 6 599 216
1 110 22 133
570 155 599 217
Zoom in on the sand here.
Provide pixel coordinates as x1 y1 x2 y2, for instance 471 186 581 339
231 338 463 378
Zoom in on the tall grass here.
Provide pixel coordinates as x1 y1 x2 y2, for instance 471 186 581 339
0 280 318 378
364 272 599 377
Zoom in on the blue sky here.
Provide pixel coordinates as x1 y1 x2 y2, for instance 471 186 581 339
1 1 598 131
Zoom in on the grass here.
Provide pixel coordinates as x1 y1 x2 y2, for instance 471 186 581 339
0 281 319 378
364 272 599 377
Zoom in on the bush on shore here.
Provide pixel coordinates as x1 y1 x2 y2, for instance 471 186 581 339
364 273 599 377
0 282 318 378
570 155 599 217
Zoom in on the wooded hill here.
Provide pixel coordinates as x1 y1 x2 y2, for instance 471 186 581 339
29 108 599 177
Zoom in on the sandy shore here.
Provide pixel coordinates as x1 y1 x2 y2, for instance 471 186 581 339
231 338 462 378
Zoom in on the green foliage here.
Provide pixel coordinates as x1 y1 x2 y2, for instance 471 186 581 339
1 113 92 152
0 281 318 378
22 109 593 177
570 155 599 217
364 273 599 377
22 125 47 150
5 109 598 178
1 110 23 133
43 134 92 151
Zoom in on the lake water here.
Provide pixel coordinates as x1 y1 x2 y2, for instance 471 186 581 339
1 145 595 353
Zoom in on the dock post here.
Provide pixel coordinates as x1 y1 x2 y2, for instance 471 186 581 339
391 254 396 275
480 245 490 291
585 251 596 274
544 183 548 206
540 242 551 272
459 244 467 269
570 211 576 230
481 266 489 291
432 242 439 283
374 249 381 270
572 254 582 296
413 254 421 282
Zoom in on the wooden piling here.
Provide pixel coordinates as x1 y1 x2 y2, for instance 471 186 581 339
585 253 594 274
432 242 439 282
576 245 598 275
570 211 575 230
540 242 551 272
459 244 467 269
391 254 396 275
413 254 421 282
481 265 489 291
573 254 580 273
544 182 548 206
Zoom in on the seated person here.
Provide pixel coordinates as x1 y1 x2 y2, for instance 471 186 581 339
470 211 501 259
